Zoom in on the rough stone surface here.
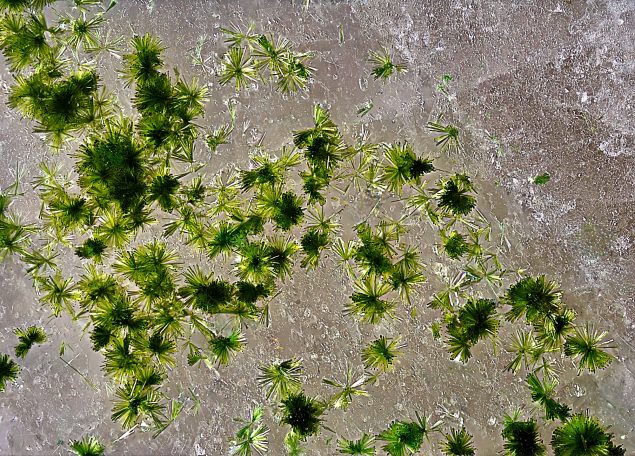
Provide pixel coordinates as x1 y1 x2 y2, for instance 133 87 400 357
0 0 633 454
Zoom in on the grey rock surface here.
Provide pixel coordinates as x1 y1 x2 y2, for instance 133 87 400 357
0 0 633 454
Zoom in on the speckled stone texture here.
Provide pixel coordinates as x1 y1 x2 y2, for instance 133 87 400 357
0 0 633 454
